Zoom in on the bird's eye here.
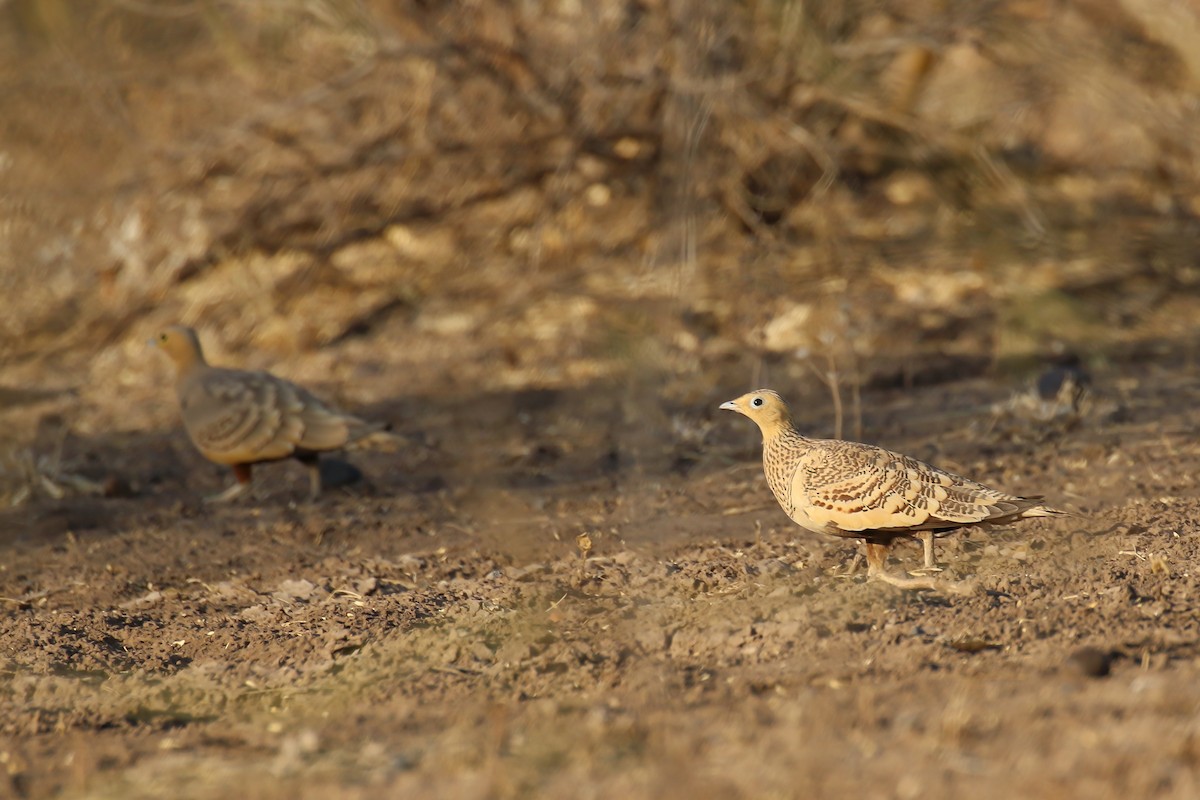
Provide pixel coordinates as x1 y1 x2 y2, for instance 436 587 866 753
751 397 764 407
160 333 168 342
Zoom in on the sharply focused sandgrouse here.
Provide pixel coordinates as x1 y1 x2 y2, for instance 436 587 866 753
155 325 387 502
720 389 1063 591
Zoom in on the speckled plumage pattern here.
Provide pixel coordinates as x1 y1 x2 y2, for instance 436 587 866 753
764 432 1048 540
721 389 1064 592
156 325 385 501
177 361 376 466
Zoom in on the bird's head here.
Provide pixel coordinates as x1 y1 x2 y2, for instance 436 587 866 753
719 389 794 438
152 325 207 372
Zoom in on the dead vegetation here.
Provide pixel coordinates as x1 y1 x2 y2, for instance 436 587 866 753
4 0 1200 797
3 0 1199 378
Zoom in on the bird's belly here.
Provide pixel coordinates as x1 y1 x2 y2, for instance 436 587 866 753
192 437 295 466
781 502 845 537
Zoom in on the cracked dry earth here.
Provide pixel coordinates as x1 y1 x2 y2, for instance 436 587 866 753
2 354 1200 799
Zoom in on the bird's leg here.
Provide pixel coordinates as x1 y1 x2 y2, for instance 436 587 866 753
911 532 943 574
864 542 895 579
297 452 321 500
205 464 252 503
864 541 973 595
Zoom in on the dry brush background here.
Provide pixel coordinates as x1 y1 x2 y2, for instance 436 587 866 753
2 0 1200 797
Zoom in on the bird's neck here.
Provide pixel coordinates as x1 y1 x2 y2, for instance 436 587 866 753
762 421 806 453
761 425 807 505
173 359 208 396
760 418 805 445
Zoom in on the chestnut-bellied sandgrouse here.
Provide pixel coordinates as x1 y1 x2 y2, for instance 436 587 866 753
155 325 387 502
720 389 1063 592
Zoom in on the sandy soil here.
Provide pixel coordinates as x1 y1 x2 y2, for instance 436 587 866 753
3 349 1200 799
5 1 1200 797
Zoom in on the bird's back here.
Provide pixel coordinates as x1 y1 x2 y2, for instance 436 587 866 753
178 365 379 465
765 432 1052 537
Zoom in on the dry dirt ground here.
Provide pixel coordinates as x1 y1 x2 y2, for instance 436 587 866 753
5 1 1200 798
3 348 1200 799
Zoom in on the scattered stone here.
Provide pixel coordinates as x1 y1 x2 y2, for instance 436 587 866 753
119 590 162 610
238 604 274 623
1067 647 1113 678
275 579 317 602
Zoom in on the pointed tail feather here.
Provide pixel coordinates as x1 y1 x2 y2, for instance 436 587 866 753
1019 502 1073 519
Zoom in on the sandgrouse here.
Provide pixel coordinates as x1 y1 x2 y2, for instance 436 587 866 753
155 325 387 502
720 389 1063 591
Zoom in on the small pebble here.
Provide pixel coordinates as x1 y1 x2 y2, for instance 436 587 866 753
1067 646 1112 678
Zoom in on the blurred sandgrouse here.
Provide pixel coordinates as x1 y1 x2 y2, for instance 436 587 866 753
155 325 387 502
720 389 1063 591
